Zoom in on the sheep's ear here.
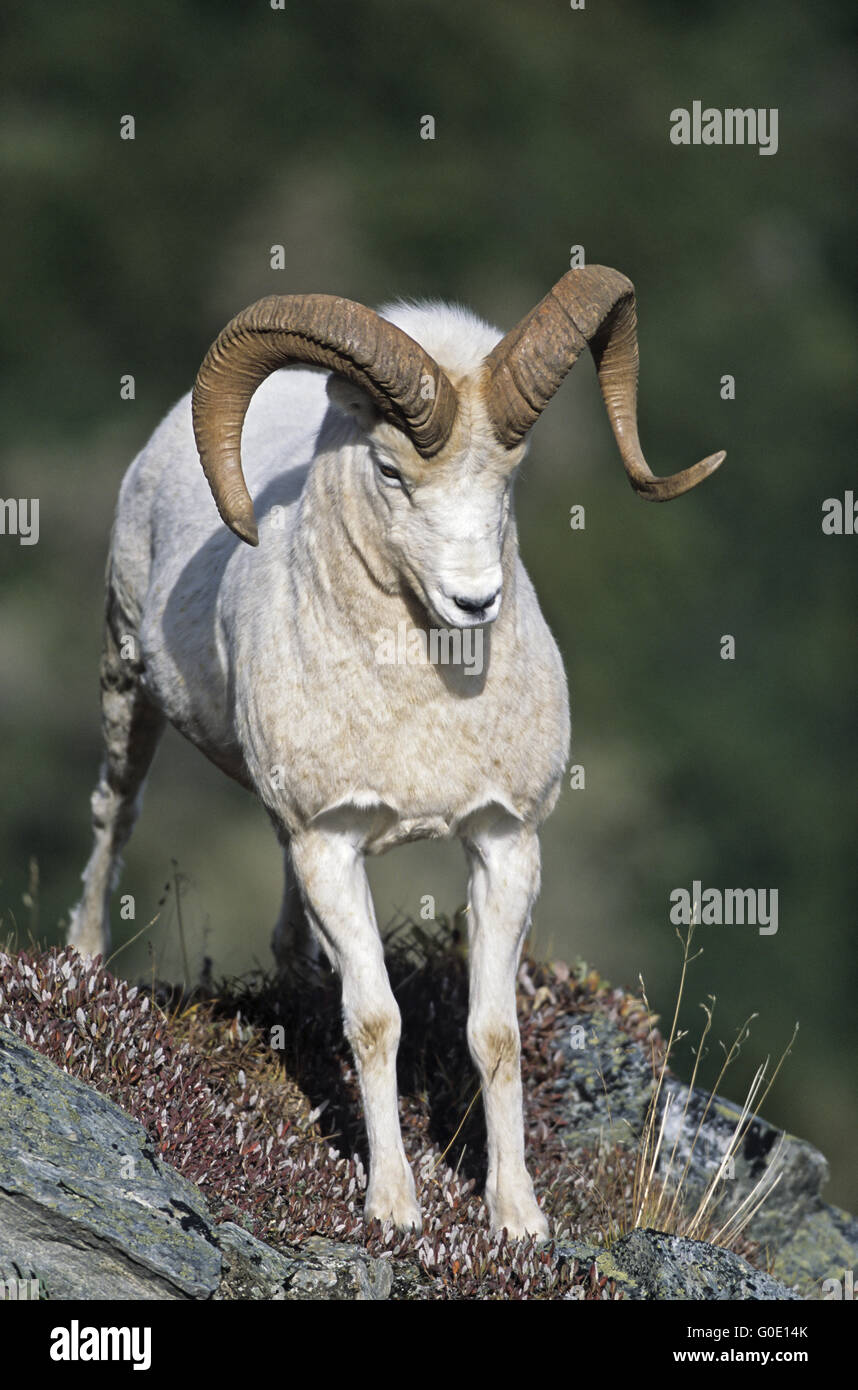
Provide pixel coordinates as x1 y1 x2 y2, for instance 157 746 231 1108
326 373 380 432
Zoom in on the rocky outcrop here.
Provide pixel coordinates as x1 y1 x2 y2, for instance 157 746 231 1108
555 1013 858 1293
557 1229 801 1301
0 1026 427 1301
1 1004 853 1300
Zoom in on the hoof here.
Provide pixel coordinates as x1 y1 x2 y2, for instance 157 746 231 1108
365 1198 423 1233
365 1176 422 1233
487 1192 550 1242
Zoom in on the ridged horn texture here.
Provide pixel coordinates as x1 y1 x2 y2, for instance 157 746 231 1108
192 294 459 544
482 265 725 501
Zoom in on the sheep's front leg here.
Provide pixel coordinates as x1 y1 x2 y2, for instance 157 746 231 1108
463 819 548 1240
289 826 420 1231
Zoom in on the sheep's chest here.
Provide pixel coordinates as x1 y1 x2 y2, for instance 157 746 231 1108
255 636 569 843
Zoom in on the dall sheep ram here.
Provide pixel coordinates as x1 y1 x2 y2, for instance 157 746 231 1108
69 265 724 1237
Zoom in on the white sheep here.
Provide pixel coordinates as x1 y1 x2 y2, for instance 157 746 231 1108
68 266 724 1237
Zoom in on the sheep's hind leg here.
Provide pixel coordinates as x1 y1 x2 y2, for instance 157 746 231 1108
289 822 421 1231
68 620 164 959
462 815 549 1240
271 842 321 978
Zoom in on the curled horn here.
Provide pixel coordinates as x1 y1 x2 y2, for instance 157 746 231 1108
192 294 459 544
482 265 725 500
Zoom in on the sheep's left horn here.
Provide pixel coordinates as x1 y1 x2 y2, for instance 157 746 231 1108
192 294 459 544
482 266 725 501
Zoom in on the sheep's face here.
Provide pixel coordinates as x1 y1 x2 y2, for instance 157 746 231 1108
364 400 525 630
327 366 527 628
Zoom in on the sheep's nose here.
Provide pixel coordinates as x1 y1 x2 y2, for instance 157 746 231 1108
453 589 500 615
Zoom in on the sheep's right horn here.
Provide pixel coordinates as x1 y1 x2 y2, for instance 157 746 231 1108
192 295 459 544
482 266 724 501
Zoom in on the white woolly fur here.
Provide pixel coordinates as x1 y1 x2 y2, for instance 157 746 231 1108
69 297 571 1239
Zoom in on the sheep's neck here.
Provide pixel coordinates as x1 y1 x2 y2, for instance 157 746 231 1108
292 447 410 632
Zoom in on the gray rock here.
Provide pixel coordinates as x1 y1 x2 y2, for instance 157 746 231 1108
556 1229 802 1301
0 1025 220 1299
278 1236 394 1301
213 1226 408 1301
657 1076 858 1290
556 1012 858 1293
556 1013 656 1150
213 1222 301 1300
0 1025 430 1301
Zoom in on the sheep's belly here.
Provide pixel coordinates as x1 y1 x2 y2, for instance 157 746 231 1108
370 814 457 850
305 783 543 854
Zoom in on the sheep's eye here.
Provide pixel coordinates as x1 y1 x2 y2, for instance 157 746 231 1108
377 463 402 483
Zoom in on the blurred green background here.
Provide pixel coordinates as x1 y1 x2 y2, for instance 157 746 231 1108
1 1 856 1208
